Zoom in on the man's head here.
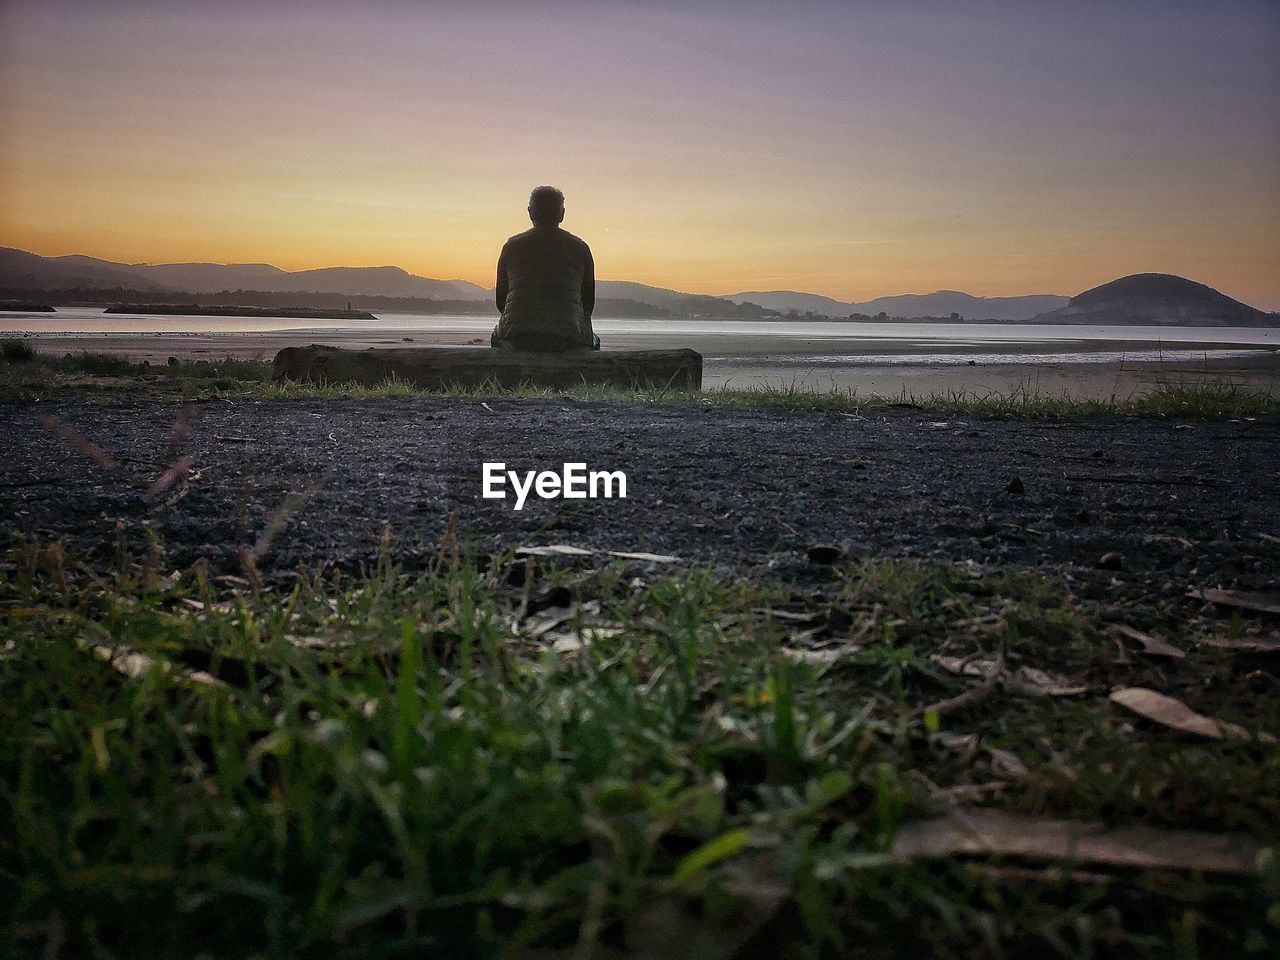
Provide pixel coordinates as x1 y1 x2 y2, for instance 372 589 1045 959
528 185 565 226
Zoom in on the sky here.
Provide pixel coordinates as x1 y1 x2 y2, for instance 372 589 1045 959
1 0 1278 307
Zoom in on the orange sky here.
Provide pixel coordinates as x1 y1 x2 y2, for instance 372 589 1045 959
3 1 1278 307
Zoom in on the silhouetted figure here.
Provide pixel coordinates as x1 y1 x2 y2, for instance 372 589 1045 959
491 186 600 351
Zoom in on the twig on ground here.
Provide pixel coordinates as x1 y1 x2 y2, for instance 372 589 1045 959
915 644 1006 721
1060 472 1214 488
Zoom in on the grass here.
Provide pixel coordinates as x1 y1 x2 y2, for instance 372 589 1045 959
0 340 274 393
3 342 1276 418
2 537 1277 957
252 370 1280 418
1 339 37 363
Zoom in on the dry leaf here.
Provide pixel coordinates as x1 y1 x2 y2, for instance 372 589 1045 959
1110 624 1186 659
934 732 979 758
89 644 222 688
608 551 681 564
987 746 1029 781
932 655 999 678
927 782 1009 805
757 608 821 624
1109 687 1273 742
1187 587 1280 616
530 603 624 650
516 545 595 558
181 598 235 615
780 647 846 668
581 625 625 641
891 810 1262 875
549 635 584 653
931 657 1085 696
523 606 575 637
1006 666 1088 697
93 646 154 679
1198 635 1280 654
286 634 348 651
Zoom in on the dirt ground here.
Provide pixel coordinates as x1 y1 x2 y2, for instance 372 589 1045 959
2 396 1277 598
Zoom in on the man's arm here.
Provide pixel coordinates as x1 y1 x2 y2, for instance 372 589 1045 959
495 244 509 314
581 244 595 320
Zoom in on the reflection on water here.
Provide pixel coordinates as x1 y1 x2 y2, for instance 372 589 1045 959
2 306 1277 348
708 349 1264 367
2 307 1276 399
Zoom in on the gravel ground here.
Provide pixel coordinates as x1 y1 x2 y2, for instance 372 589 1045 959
2 396 1278 590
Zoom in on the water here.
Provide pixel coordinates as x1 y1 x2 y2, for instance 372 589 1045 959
3 307 1276 397
4 306 1277 346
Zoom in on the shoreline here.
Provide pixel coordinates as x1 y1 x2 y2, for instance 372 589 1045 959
6 328 1278 400
102 303 378 320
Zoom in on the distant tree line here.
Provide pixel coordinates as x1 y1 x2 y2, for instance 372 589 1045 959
841 311 1015 324
665 295 779 319
0 286 498 315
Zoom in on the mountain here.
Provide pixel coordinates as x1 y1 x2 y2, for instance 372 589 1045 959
0 247 489 300
1030 274 1274 326
132 261 290 291
594 280 697 307
4 248 1271 325
724 288 1069 321
725 290 852 315
252 266 488 299
0 248 167 290
125 262 489 300
0 248 711 309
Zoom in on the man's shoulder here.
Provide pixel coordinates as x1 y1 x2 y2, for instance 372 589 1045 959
505 226 591 252
504 227 539 246
557 229 592 256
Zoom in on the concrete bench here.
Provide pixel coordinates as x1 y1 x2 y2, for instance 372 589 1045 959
272 344 703 391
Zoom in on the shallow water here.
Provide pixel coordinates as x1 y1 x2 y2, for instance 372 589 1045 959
3 307 1277 398
3 306 1277 348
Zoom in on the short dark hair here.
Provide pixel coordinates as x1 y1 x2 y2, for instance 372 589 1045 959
528 185 565 223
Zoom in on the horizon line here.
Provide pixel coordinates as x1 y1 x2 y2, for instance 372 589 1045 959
18 243 1280 309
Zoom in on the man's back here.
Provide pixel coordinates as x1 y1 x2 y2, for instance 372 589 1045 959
494 223 596 350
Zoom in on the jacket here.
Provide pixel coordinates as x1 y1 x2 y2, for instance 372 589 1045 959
494 224 595 348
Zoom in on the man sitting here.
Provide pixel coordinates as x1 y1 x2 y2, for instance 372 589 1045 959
491 186 600 351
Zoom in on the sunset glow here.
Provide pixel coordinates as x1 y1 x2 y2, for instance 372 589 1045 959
3 0 1278 306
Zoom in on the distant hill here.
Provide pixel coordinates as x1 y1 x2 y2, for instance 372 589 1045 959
725 288 1069 321
4 248 1272 325
125 262 489 300
0 249 742 315
594 280 696 307
131 261 291 291
0 248 168 290
252 266 488 300
725 290 853 316
1031 274 1274 326
0 248 488 301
